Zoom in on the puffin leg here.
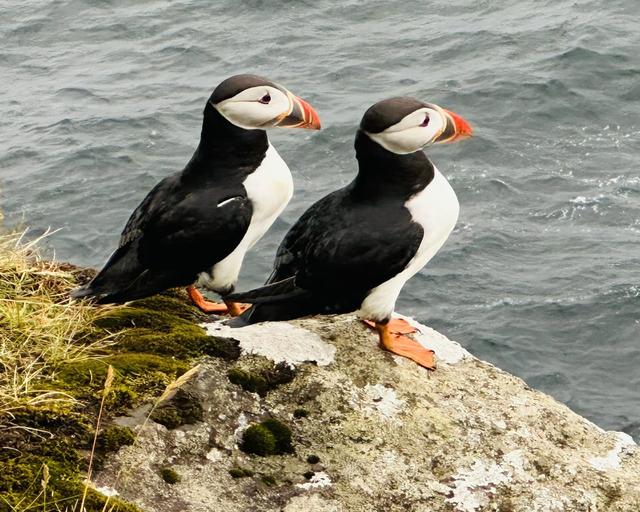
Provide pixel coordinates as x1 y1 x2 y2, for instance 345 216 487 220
224 300 251 317
370 320 436 370
186 286 251 317
363 317 417 335
187 286 229 314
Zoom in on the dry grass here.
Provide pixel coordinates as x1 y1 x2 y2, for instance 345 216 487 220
0 225 192 511
0 229 111 425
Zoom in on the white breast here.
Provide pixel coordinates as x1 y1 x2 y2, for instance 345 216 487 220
358 167 459 321
199 144 294 293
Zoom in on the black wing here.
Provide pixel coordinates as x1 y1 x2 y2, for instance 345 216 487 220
273 188 421 292
73 173 252 302
230 186 422 321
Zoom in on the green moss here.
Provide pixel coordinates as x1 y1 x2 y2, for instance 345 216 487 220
228 368 269 395
129 294 206 322
117 328 240 360
56 353 188 389
229 467 254 478
91 425 136 471
227 360 296 396
95 307 240 361
261 418 294 454
53 352 189 417
0 453 141 512
96 425 135 452
241 425 276 456
9 406 93 443
0 405 138 510
260 474 277 486
160 467 181 484
306 454 320 464
240 418 294 456
151 389 203 429
94 307 180 331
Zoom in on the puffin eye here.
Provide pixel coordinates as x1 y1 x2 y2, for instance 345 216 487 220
420 115 430 127
258 93 271 104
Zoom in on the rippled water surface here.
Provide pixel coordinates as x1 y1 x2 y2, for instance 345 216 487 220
2 0 639 439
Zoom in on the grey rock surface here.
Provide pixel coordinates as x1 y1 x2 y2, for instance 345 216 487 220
95 315 639 512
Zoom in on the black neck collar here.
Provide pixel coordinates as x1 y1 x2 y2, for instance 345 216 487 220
351 130 434 200
187 103 269 175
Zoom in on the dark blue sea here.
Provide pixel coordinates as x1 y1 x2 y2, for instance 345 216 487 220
1 0 639 440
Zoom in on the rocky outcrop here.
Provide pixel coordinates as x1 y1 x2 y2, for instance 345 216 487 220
95 315 639 512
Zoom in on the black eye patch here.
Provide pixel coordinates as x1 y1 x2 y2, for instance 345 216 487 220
420 115 430 127
258 93 271 104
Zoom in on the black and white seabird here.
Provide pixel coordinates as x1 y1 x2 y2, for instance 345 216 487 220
227 97 472 369
71 74 321 314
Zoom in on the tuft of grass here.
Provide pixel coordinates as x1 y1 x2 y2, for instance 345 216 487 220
0 227 238 511
0 229 112 423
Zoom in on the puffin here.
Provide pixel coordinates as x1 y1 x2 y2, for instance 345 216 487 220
227 97 472 369
71 74 321 315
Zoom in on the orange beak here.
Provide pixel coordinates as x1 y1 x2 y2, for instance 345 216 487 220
275 94 321 130
435 108 473 144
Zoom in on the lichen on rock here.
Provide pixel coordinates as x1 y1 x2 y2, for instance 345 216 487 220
93 314 640 512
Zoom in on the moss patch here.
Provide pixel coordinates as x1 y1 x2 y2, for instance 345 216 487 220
151 388 204 429
240 418 294 456
95 307 240 361
227 359 296 397
229 467 254 478
160 467 181 484
306 454 320 464
260 474 277 486
96 425 135 453
129 294 207 322
0 411 142 512
54 353 190 416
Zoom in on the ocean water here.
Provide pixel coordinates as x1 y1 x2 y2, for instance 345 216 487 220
1 0 639 440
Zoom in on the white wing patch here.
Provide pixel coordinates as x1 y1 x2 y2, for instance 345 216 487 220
217 196 242 208
199 144 294 293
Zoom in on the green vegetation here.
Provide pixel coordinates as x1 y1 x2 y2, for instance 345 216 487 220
227 359 296 397
228 467 254 479
150 389 203 429
0 230 237 511
240 418 294 456
159 467 181 485
260 474 277 486
306 454 320 464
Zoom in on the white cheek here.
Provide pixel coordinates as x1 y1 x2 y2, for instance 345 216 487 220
218 102 280 128
367 108 447 154
216 90 290 130
375 127 430 154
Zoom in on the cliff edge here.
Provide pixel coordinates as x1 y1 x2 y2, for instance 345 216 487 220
94 314 639 512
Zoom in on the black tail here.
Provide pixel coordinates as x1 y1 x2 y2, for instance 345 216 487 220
226 277 304 304
69 240 163 304
229 299 319 327
226 277 321 326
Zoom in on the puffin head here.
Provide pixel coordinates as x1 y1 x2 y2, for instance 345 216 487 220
361 97 472 154
209 74 321 131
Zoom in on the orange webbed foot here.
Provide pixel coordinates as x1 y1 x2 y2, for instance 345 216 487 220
363 317 418 335
365 319 436 370
186 286 227 314
225 301 251 317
